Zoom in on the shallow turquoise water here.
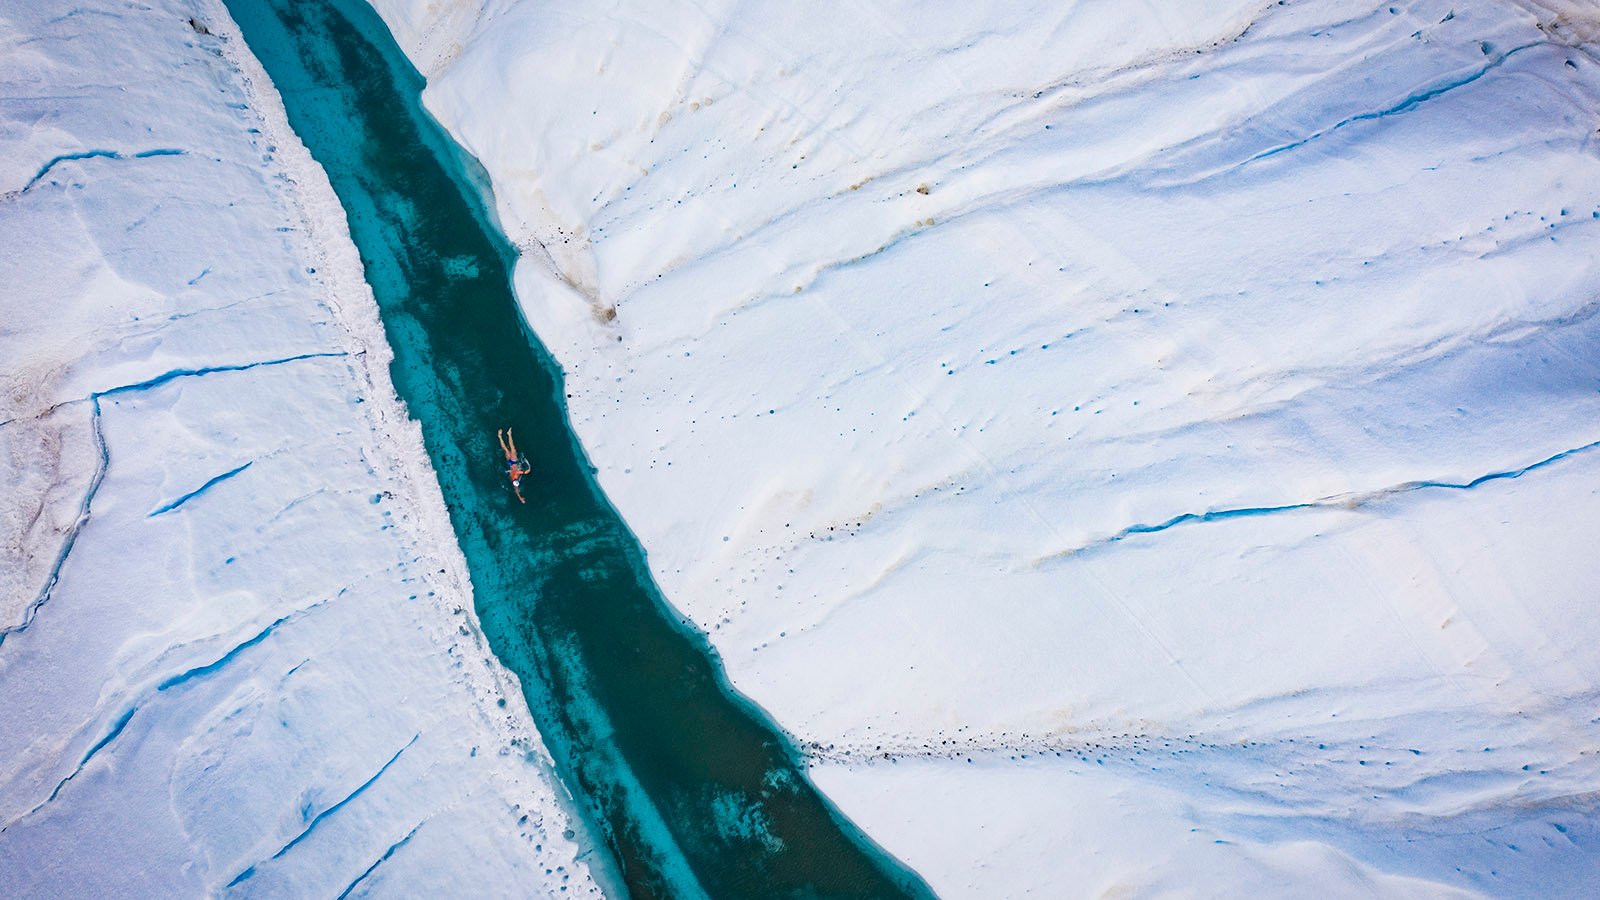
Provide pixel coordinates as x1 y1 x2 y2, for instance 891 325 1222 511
219 1 933 896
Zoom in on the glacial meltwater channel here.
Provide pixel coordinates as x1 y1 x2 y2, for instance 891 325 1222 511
221 1 933 897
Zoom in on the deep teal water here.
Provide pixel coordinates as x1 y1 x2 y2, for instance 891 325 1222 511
218 1 933 896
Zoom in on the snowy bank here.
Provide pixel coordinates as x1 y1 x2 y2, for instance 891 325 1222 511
0 1 596 895
364 0 1600 895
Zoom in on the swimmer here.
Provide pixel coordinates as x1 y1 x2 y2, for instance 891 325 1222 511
497 427 529 503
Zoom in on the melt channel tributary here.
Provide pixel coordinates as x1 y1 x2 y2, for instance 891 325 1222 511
219 0 935 897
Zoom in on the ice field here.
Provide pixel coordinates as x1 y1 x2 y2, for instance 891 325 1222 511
4 0 1600 895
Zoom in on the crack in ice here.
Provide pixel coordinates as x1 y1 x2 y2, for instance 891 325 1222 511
334 820 425 899
225 734 421 890
41 706 137 806
0 397 109 652
1 352 346 651
0 599 329 834
148 461 254 517
13 148 187 194
1042 438 1600 562
96 351 347 399
156 600 329 693
1244 42 1539 166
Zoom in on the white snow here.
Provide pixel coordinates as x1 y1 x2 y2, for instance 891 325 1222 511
0 2 598 896
365 0 1600 895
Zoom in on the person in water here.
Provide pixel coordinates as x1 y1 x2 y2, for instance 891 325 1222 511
497 427 529 503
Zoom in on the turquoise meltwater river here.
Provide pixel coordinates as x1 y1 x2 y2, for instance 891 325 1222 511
219 0 933 896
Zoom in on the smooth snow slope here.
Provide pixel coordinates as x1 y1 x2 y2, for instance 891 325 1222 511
0 2 599 896
369 0 1600 896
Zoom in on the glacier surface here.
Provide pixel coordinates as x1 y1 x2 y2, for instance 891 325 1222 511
363 0 1600 895
0 1 598 895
